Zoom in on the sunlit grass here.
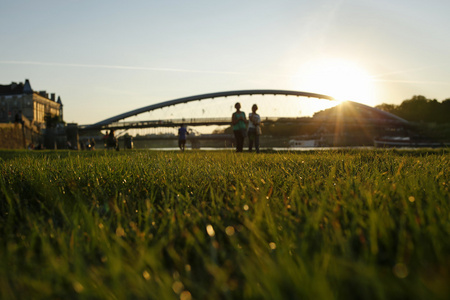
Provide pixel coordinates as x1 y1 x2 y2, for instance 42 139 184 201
1 149 449 299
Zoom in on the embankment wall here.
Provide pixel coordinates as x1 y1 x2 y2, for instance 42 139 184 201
0 124 40 149
0 124 26 149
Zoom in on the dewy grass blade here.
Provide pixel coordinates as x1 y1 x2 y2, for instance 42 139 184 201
0 149 449 299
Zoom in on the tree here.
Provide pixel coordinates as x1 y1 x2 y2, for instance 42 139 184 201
44 113 64 128
376 96 450 124
375 103 398 115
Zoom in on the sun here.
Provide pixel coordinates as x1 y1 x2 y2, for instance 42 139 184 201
292 58 375 106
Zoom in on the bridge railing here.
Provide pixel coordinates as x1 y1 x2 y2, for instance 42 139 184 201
79 117 283 131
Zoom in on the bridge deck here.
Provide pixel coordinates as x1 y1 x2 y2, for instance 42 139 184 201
79 117 280 131
79 114 406 131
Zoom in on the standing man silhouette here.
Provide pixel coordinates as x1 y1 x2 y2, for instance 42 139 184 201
178 124 189 151
231 102 247 152
248 104 261 153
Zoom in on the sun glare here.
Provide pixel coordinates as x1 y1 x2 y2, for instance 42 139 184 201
292 59 375 106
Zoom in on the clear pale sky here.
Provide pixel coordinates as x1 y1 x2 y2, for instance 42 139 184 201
1 0 449 125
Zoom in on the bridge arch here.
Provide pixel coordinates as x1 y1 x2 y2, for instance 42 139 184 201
85 89 408 129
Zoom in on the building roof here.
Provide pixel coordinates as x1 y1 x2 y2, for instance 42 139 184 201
0 80 61 104
0 82 25 95
0 79 34 96
23 79 33 94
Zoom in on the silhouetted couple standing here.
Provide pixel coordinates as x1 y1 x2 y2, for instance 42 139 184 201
232 103 261 153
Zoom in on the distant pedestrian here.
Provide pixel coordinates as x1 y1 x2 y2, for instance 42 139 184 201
15 110 24 127
248 104 261 153
231 102 247 152
103 131 109 148
178 124 189 151
107 129 118 150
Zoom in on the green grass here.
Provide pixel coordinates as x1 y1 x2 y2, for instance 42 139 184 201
1 149 449 299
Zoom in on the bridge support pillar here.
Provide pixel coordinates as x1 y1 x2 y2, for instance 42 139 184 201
67 123 79 149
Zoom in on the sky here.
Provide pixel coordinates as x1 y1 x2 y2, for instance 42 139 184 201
1 0 450 127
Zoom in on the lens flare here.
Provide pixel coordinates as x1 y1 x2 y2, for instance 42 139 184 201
292 58 375 106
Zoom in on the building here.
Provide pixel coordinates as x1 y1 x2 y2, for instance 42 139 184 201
0 79 63 127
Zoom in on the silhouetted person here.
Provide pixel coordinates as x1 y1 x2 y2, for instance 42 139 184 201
107 129 118 150
85 139 91 150
248 104 261 153
103 131 109 148
178 124 189 151
15 111 24 127
231 102 247 152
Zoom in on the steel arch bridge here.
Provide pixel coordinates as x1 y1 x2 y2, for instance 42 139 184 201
83 89 409 130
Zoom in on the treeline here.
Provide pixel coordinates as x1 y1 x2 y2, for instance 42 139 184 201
376 95 450 124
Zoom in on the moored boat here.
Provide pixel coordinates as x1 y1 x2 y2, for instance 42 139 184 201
374 136 443 148
289 139 318 147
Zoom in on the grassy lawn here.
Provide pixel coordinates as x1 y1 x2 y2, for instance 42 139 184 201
1 149 449 299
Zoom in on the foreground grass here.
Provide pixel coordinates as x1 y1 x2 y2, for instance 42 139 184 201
0 149 449 299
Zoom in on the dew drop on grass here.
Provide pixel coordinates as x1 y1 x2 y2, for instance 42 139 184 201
212 240 219 249
143 271 151 280
173 271 180 279
73 281 84 293
185 264 191 272
225 226 235 236
206 224 215 237
393 263 408 278
172 281 184 294
180 291 192 300
116 227 125 237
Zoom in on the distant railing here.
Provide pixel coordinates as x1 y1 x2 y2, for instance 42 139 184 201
79 114 406 132
79 117 282 131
